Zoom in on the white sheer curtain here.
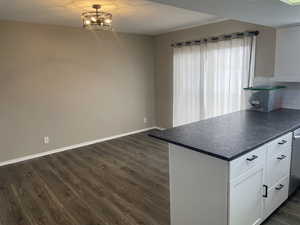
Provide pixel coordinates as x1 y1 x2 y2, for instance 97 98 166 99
173 36 256 127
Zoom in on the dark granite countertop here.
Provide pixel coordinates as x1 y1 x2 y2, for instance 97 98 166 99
149 108 300 161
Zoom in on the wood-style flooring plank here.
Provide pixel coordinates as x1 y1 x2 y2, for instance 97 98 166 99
63 147 169 219
0 130 299 225
0 168 31 225
48 153 160 225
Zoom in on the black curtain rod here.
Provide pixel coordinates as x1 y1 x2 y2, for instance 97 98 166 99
171 30 259 47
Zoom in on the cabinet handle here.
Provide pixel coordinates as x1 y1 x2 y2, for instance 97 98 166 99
246 155 258 161
275 184 284 191
263 185 268 198
277 155 287 160
278 140 287 145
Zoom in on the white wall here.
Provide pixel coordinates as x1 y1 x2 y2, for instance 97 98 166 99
0 20 156 162
281 85 300 109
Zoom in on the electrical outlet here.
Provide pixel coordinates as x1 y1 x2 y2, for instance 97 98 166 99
144 117 148 123
44 136 50 144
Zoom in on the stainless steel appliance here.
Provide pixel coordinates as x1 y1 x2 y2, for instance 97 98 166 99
289 128 300 196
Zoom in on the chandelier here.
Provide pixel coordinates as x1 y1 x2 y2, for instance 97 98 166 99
81 4 113 31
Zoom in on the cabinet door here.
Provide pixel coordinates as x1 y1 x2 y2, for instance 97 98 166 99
229 166 264 225
275 26 300 77
264 176 289 219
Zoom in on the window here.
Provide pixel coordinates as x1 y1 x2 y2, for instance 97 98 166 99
173 35 256 127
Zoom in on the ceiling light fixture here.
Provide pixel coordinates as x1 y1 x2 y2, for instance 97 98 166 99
280 0 300 5
81 4 113 31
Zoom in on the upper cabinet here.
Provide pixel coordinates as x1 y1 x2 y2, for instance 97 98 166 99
274 26 300 82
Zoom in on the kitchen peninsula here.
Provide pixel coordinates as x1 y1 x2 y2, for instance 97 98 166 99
150 108 300 225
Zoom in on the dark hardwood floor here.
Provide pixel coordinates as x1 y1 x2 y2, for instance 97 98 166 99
263 191 300 225
0 130 299 225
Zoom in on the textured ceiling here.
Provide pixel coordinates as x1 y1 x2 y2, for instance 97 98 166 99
0 0 223 35
148 0 300 28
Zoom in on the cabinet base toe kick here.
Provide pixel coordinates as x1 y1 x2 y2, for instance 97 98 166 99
169 132 293 225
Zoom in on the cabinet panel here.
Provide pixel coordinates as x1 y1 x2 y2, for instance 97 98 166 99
264 176 289 219
230 145 266 180
169 144 229 225
268 133 292 158
267 148 291 187
229 166 264 225
275 26 300 78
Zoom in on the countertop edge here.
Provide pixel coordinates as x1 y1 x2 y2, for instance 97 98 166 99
149 124 300 161
148 134 230 161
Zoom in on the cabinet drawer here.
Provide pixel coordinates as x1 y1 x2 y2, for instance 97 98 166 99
230 145 266 180
264 176 289 219
267 148 291 187
268 133 292 157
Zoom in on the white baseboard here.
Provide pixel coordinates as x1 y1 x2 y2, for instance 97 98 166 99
155 127 165 130
0 126 160 167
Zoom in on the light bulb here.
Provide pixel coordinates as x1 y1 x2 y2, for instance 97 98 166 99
85 20 91 25
104 18 112 24
91 17 97 22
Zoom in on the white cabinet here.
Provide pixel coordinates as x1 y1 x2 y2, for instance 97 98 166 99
263 133 292 219
230 145 266 180
169 132 292 225
266 133 292 188
264 176 290 219
229 132 292 225
275 26 300 82
229 144 266 225
229 166 264 225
